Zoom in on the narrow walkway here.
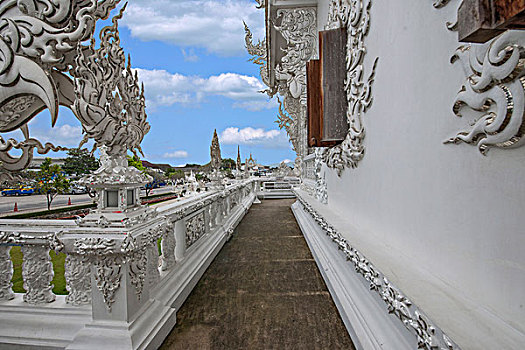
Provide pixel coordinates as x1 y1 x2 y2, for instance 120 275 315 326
161 199 355 349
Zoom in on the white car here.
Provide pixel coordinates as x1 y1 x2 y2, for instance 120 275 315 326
70 186 88 194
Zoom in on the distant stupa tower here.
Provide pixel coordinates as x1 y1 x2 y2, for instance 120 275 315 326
236 145 241 171
210 129 222 172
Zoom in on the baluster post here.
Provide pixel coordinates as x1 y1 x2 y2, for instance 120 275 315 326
146 242 160 288
161 224 176 271
0 245 14 301
174 219 186 260
204 205 211 233
21 245 55 304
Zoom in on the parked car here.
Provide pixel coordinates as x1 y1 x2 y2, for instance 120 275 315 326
1 187 34 196
19 187 35 195
1 188 18 196
69 186 88 194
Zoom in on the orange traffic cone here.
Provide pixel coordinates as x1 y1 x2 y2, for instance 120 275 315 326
68 197 72 205
13 202 18 212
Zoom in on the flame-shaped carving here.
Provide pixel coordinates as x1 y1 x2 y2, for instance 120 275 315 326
243 21 273 96
73 4 149 158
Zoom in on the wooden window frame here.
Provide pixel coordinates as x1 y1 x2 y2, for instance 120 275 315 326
307 27 348 148
458 0 525 43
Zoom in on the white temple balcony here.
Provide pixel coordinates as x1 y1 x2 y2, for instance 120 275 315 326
0 179 257 349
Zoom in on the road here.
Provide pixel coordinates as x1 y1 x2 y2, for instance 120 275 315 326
0 185 177 215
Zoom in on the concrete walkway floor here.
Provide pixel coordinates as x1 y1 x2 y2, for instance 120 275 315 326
161 199 355 350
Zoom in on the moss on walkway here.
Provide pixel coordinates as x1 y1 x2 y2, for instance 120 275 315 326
161 199 355 350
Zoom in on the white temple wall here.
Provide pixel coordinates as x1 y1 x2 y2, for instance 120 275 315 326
317 0 525 334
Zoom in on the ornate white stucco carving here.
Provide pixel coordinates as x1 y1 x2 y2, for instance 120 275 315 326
444 31 525 154
128 248 147 300
186 212 206 247
22 245 56 304
274 7 317 105
65 254 91 305
73 5 149 158
0 0 119 176
322 0 379 175
161 222 176 271
274 7 317 167
314 149 328 204
93 255 122 310
246 4 316 169
244 22 271 94
81 146 150 187
0 245 14 301
294 191 460 350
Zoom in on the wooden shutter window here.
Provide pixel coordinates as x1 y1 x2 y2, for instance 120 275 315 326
307 59 322 147
306 27 348 148
321 27 348 143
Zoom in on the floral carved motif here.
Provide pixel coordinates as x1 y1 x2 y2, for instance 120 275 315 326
0 246 14 301
161 223 176 271
314 149 328 204
128 249 147 299
185 212 206 247
75 237 117 255
322 0 379 175
65 254 91 305
294 191 459 350
274 7 317 105
93 255 123 311
21 245 55 304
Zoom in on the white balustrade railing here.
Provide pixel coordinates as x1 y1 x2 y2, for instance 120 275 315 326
300 153 317 197
0 179 257 349
302 153 316 181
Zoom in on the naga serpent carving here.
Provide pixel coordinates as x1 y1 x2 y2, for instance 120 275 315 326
0 0 149 180
445 31 525 155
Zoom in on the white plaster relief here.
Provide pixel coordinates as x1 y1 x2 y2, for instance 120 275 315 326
0 0 119 177
274 7 317 105
246 4 316 167
65 253 92 305
314 148 328 204
0 245 14 301
185 212 206 247
445 31 525 154
294 191 460 350
93 255 123 311
322 0 379 175
21 245 56 304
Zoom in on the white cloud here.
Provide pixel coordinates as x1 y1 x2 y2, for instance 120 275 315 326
282 159 291 163
220 127 290 148
31 124 83 148
233 100 277 112
163 150 189 158
121 0 265 56
135 68 271 110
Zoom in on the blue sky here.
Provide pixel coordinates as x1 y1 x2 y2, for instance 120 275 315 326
5 0 294 166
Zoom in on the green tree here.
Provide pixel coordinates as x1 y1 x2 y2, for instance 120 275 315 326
165 168 184 183
127 155 144 171
62 148 99 177
36 158 70 210
221 158 235 170
144 169 165 197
